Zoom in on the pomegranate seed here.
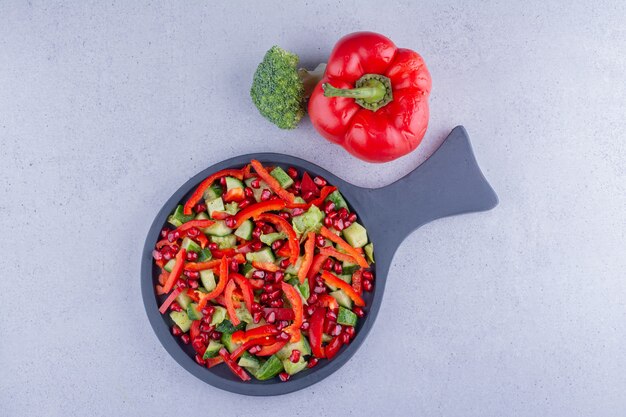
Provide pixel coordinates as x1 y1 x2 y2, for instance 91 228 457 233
200 323 212 333
315 235 326 247
219 177 227 186
307 294 318 305
290 349 301 363
252 311 262 323
265 272 275 282
291 207 304 216
161 249 173 261
337 208 349 220
239 199 251 209
152 250 163 261
208 242 218 251
180 334 190 344
186 251 198 261
328 211 338 219
184 270 199 279
270 300 283 308
274 271 285 283
251 302 262 313
195 354 206 365
201 332 210 343
313 176 327 187
293 180 301 191
161 228 170 238
344 326 356 338
302 191 314 201
343 220 352 228
276 320 287 330
251 241 263 251
244 187 254 198
287 167 298 179
306 306 316 316
313 286 326 294
260 189 271 201
248 345 262 355
278 372 290 382
333 262 343 275
201 306 214 316
322 258 334 271
265 311 276 323
326 310 337 321
262 224 275 234
331 324 342 336
323 217 333 227
300 321 310 331
279 259 290 268
307 358 319 368
353 307 365 318
363 280 373 292
334 218 345 231
186 227 200 238
348 213 357 223
260 293 269 303
171 325 182 336
271 240 284 251
269 290 282 300
278 212 291 221
192 336 204 348
201 315 212 325
277 332 290 341
324 201 335 214
170 302 182 312
251 178 260 188
167 231 180 242
188 279 199 289
210 331 222 340
195 202 207 213
363 270 373 280
252 227 262 239
225 216 237 228
341 332 351 344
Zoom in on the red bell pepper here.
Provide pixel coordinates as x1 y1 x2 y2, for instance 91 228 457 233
162 248 186 293
318 246 357 264
250 160 295 204
224 279 239 326
256 213 299 265
187 289 201 302
223 187 245 203
210 211 231 220
155 239 173 249
256 340 288 356
307 253 328 293
300 172 319 200
158 287 182 314
211 248 236 258
309 307 326 358
251 261 279 272
158 270 169 285
351 269 363 295
230 336 277 360
218 348 251 381
189 319 201 341
184 260 221 271
174 219 215 234
184 168 246 215
324 335 343 360
198 257 229 308
231 324 278 344
233 200 286 227
317 294 339 311
194 233 209 249
321 271 365 307
275 244 292 258
231 273 254 313
281 282 303 342
298 232 316 283
308 32 432 163
205 356 224 368
319 226 368 267
287 186 337 209
262 307 295 321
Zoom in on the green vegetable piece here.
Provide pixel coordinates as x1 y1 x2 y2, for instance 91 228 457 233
169 311 192 332
163 259 176 273
198 248 213 262
186 303 203 320
181 236 201 253
215 319 246 334
238 352 262 370
235 220 254 240
270 167 294 189
253 355 284 380
210 306 227 326
283 357 308 375
200 270 216 292
337 306 357 326
292 205 324 236
342 222 368 248
326 190 348 210
364 243 375 264
224 202 239 215
260 232 286 246
203 340 224 359
175 292 192 310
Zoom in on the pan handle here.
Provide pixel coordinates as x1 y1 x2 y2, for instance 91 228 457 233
367 126 498 245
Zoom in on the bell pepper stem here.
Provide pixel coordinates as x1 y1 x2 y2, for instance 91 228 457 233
323 74 393 111
322 83 386 100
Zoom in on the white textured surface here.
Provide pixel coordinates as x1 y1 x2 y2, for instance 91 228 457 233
1 1 625 416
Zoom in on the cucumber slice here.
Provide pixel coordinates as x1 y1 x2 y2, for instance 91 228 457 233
224 202 239 215
236 306 253 324
203 340 224 359
326 190 348 210
284 256 303 275
270 167 294 189
195 212 210 220
198 248 212 262
220 332 241 353
225 176 244 192
238 352 262 370
169 311 192 332
287 278 309 302
210 306 227 326
342 263 359 275
364 243 374 264
176 292 192 310
211 234 237 249
187 303 203 320
203 184 223 201
330 290 353 309
260 232 285 246
241 262 254 278
235 220 253 240
276 333 311 360
181 236 202 253
200 270 216 292
337 306 357 326
167 205 195 227
254 355 283 380
293 196 306 204
204 220 232 237
215 319 246 334
292 205 323 236
163 259 176 272
206 197 225 217
342 222 368 248
282 357 308 375
246 247 275 264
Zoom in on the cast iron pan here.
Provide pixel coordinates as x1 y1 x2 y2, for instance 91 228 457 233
141 125 498 396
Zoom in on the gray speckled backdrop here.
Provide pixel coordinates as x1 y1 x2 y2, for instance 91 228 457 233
1 1 625 416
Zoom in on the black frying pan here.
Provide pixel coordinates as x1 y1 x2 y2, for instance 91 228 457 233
141 125 498 396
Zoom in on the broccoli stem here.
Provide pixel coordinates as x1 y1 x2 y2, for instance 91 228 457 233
322 73 393 111
299 63 327 98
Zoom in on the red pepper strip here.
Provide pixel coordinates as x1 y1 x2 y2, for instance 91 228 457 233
233 200 286 227
252 261 280 272
158 270 169 285
174 219 215 234
319 226 368 268
162 249 186 293
275 244 292 258
205 356 224 368
287 186 337 209
210 211 231 220
224 279 240 326
189 319 201 340
158 288 182 314
212 294 241 308
307 253 328 293
298 232 316 283
230 336 277 360
325 335 343 360
257 213 299 265
184 168 246 216
250 160 296 204
198 257 229 308
263 307 295 321
155 285 166 295
232 324 279 344
223 188 245 203
281 282 303 342
155 259 166 269
236 242 253 254
352 269 363 295
233 253 246 264
185 260 221 271
321 271 365 307
242 164 253 179
318 246 357 264
231 273 254 313
309 307 326 358
187 289 201 302
318 294 339 310
218 348 251 381
256 340 288 356
155 239 173 249
194 233 209 249
212 248 236 258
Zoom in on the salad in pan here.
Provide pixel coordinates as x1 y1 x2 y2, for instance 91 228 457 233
152 160 374 382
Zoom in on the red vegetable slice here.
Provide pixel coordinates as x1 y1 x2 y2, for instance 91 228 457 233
281 282 303 342
318 246 357 264
158 288 182 314
320 271 365 307
224 279 239 326
223 188 245 203
256 213 299 265
351 269 363 296
218 348 251 381
198 257 229 308
185 260 220 271
229 336 277 360
233 200 286 227
231 273 254 313
250 160 296 204
251 261 279 272
184 168 246 215
262 307 295 321
324 335 343 360
298 232 316 283
162 249 186 293
205 356 224 368
174 219 215 234
231 324 278 344
317 294 339 311
189 319 201 341
309 307 326 358
256 340 288 356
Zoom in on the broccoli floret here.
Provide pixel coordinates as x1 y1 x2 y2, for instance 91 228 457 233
250 46 325 130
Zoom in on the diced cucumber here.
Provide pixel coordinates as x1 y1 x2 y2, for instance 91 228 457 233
337 306 357 326
224 202 239 215
211 234 237 249
181 236 202 253
176 292 192 310
204 220 232 237
254 355 283 380
169 311 192 332
167 205 195 227
293 196 306 204
203 340 223 359
270 166 294 189
292 205 323 236
287 278 309 302
326 190 348 210
163 259 176 272
330 289 353 309
364 243 374 263
322 333 332 343
236 306 253 324
215 319 246 334
200 270 216 292
198 248 212 262
206 197 225 217
210 306 227 326
241 262 254 278
187 303 202 320
325 274 352 291
282 357 308 375
342 222 368 248
238 352 262 370
234 219 253 240
284 256 303 275
260 232 285 246
342 262 359 275
276 333 311 360
225 176 244 192
203 184 223 201
220 332 241 353
246 247 275 264
195 211 210 220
